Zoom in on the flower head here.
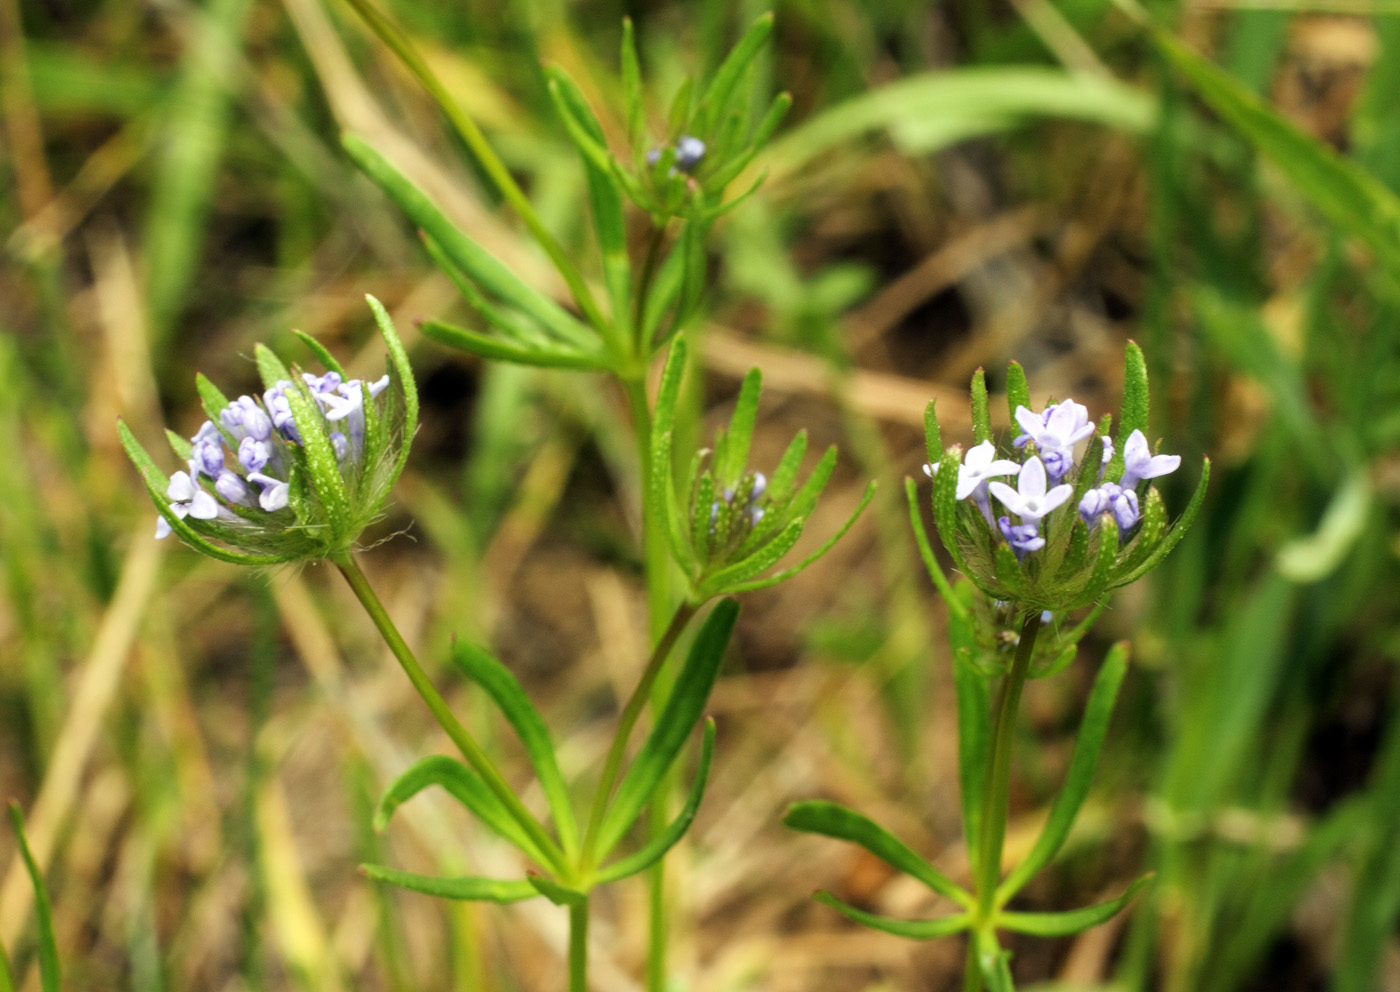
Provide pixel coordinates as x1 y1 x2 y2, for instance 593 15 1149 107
921 348 1209 614
120 296 417 565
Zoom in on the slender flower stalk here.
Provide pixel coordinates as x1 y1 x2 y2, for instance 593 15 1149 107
333 552 569 875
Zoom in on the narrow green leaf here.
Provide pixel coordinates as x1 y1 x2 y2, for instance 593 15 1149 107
997 874 1152 936
291 330 345 377
1006 361 1031 423
375 756 552 867
1112 341 1149 482
254 342 292 393
362 864 537 903
1113 458 1211 587
343 135 595 349
694 12 774 135
970 368 992 444
8 804 58 992
597 599 739 856
931 445 971 575
654 431 698 574
419 320 604 370
450 641 579 860
641 228 687 347
195 372 230 423
813 891 969 939
1073 513 1119 607
727 480 875 593
365 295 419 494
621 18 645 154
703 517 804 593
924 400 941 464
998 642 1130 903
667 76 695 136
785 445 837 522
284 375 350 532
784 800 971 905
653 335 688 441
596 719 716 884
905 478 965 620
1154 28 1400 279
166 429 193 461
691 473 715 565
768 430 808 503
715 368 762 484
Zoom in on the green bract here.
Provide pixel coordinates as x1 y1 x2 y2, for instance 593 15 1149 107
118 296 418 565
650 337 875 601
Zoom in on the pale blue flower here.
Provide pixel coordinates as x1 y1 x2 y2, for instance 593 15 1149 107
155 470 219 539
988 456 1073 524
1119 429 1180 490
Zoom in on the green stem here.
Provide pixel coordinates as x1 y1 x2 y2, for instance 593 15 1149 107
339 0 610 339
963 938 983 992
568 899 589 992
632 223 667 350
581 599 698 866
963 611 1039 991
622 371 676 992
333 553 568 874
976 610 1042 916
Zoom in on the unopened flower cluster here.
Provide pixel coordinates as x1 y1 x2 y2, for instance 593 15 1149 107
924 355 1207 616
158 372 389 540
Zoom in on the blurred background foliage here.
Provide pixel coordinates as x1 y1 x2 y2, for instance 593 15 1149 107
1 0 1399 989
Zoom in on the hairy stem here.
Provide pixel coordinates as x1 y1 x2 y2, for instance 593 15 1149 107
333 553 567 874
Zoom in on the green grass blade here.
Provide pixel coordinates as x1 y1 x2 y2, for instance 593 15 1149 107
905 477 965 620
361 865 536 903
997 641 1130 903
7 804 59 992
783 801 970 906
596 599 739 856
1154 28 1400 279
449 641 579 860
595 719 715 884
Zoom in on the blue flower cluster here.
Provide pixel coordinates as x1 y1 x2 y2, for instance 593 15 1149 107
156 371 388 539
926 400 1181 562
